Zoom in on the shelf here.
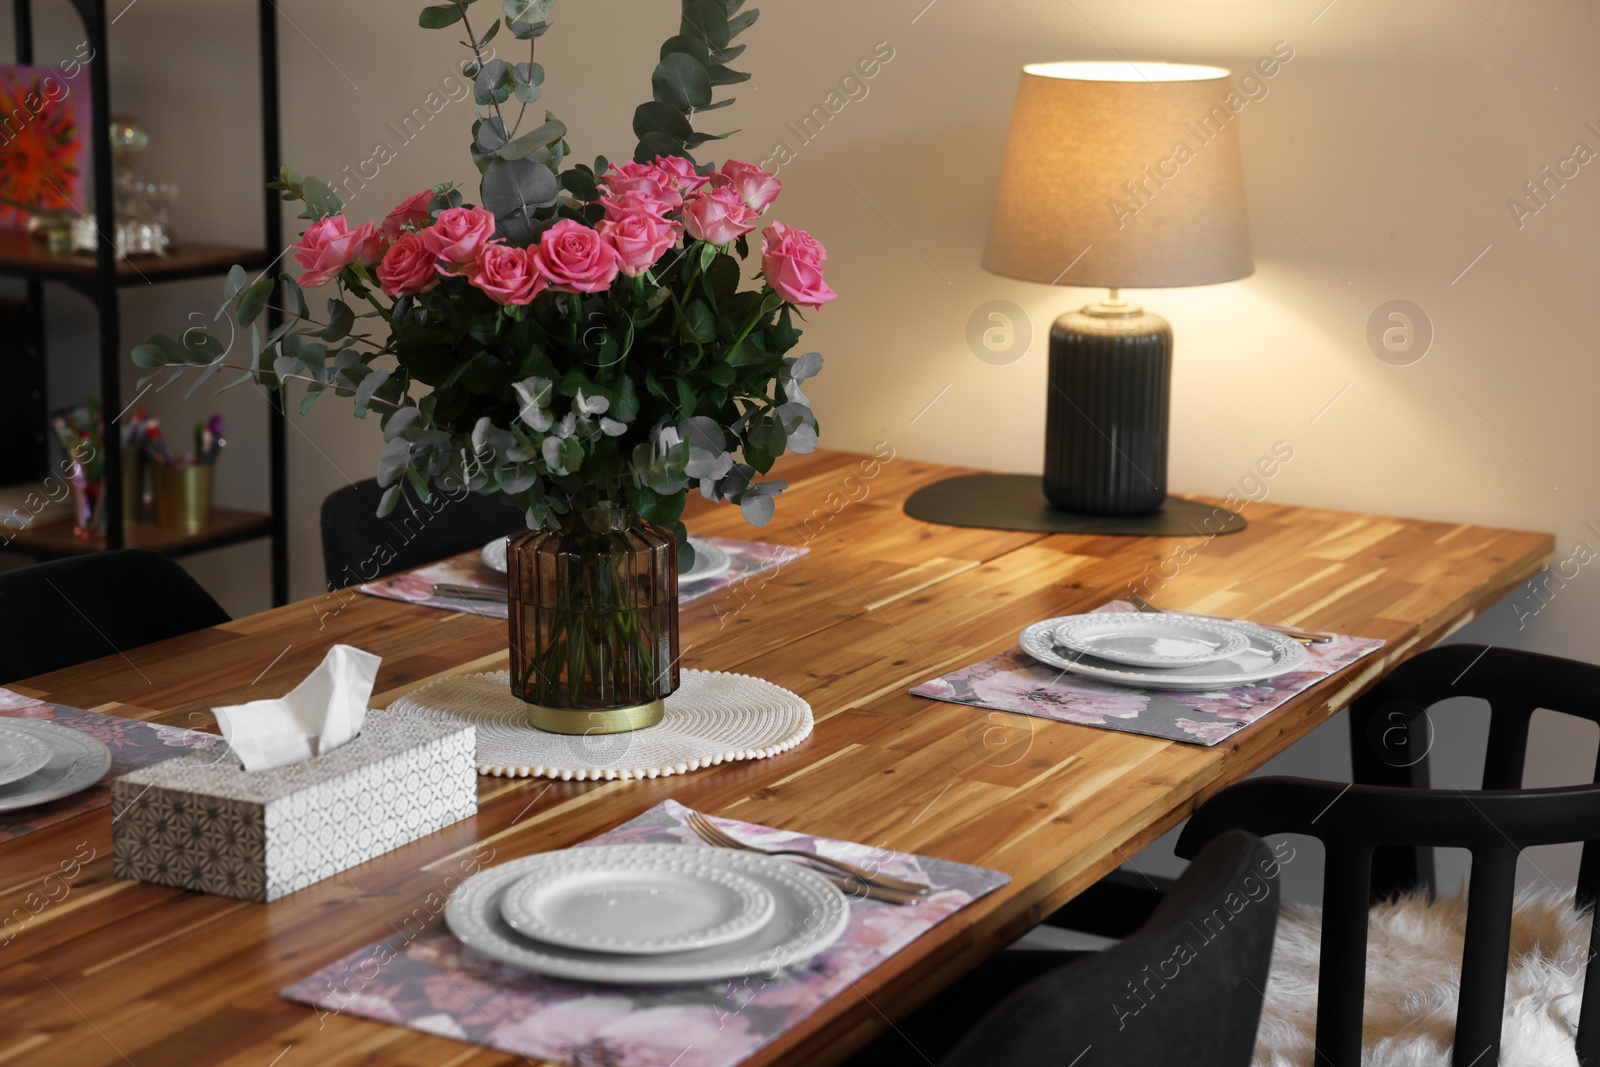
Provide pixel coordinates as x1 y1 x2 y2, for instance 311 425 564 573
7 507 274 560
0 231 276 288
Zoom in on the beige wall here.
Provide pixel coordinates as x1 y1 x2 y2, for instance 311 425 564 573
6 1 1598 884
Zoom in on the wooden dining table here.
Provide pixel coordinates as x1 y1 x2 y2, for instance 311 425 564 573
0 447 1552 1067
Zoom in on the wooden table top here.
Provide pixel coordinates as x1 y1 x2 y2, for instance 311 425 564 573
0 448 1552 1067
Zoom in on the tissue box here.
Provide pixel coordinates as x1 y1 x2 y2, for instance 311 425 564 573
111 712 476 902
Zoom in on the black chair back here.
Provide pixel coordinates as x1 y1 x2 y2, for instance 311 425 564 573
319 478 524 590
1349 643 1600 906
943 830 1280 1067
1178 774 1600 1067
0 549 229 683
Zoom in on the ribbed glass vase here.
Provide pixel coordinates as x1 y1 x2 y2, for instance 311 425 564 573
507 509 679 734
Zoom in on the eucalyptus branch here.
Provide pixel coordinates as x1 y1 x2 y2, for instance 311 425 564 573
453 0 514 139
223 360 409 410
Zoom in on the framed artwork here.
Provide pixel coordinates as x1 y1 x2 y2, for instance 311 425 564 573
0 64 90 229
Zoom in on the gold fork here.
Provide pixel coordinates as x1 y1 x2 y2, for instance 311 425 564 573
685 810 932 898
1129 594 1332 644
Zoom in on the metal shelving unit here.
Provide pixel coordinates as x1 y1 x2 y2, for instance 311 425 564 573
3 0 287 604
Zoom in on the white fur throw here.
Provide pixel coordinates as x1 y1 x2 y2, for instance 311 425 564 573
1256 890 1592 1066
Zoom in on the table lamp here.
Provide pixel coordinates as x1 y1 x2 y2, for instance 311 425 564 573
906 61 1255 535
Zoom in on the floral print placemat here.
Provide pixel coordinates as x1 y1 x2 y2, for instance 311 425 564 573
911 602 1386 746
281 798 1009 1067
356 536 808 620
0 689 220 842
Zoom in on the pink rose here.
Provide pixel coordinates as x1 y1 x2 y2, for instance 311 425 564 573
597 212 678 277
467 243 547 306
601 163 684 212
530 219 621 294
683 186 758 246
381 189 435 243
292 216 382 289
650 154 711 193
762 221 837 308
716 160 781 212
376 231 440 296
420 205 497 272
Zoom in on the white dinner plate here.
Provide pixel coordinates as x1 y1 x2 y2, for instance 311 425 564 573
1020 615 1309 691
482 535 732 582
480 536 508 574
0 724 54 787
0 719 112 812
681 538 732 582
448 845 850 984
1050 613 1250 668
498 844 777 955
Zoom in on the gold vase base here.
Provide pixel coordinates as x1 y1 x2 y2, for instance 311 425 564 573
524 698 665 735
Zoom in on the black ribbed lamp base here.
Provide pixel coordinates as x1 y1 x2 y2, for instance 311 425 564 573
903 473 1245 536
1045 302 1172 515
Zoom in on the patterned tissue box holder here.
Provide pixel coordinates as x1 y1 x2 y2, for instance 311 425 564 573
110 712 476 902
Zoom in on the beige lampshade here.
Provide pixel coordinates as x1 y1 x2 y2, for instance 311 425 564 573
982 61 1254 289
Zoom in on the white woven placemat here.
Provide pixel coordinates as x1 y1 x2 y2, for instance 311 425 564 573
386 669 813 780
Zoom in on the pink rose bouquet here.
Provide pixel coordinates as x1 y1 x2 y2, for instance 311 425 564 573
139 0 831 553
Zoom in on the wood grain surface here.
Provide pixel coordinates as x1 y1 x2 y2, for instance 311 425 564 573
0 448 1552 1067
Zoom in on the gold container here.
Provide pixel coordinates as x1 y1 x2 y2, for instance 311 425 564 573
150 465 213 534
524 698 665 735
122 452 147 523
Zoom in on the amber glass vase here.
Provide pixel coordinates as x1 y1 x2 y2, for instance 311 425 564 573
507 509 679 734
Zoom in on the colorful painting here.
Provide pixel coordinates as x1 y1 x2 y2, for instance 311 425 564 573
355 536 809 620
0 64 89 228
911 602 1386 746
282 798 1010 1067
0 689 220 842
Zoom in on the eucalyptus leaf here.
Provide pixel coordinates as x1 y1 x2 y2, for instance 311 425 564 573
632 100 694 143
418 4 463 29
354 366 391 414
475 59 511 105
497 119 567 161
652 53 712 111
503 0 553 22
481 156 560 235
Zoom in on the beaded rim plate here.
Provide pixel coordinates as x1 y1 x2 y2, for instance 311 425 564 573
1019 616 1309 691
1049 613 1251 668
0 719 112 812
481 535 732 581
0 724 53 787
498 844 777 955
448 846 849 983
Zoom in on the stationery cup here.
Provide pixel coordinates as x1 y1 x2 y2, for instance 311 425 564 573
151 464 213 533
122 451 147 523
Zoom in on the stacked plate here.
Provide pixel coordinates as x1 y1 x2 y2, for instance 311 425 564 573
1019 612 1309 691
0 719 112 812
445 843 851 983
481 535 732 582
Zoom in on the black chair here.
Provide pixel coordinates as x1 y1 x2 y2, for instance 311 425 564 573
1177 644 1600 1067
850 830 1280 1067
319 477 524 590
0 549 230 683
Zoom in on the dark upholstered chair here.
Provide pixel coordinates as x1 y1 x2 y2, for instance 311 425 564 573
319 477 524 590
0 549 230 683
1177 644 1600 1067
849 830 1280 1067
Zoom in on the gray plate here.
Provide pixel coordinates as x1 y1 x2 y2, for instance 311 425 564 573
0 719 112 813
448 846 849 984
1020 616 1309 691
0 724 54 786
483 535 732 581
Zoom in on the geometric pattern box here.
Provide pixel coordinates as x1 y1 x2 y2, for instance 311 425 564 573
112 713 476 902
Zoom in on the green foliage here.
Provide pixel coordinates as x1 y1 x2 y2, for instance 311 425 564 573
632 0 758 163
136 0 814 547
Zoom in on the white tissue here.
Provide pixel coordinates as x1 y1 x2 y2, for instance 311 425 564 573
212 644 381 772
